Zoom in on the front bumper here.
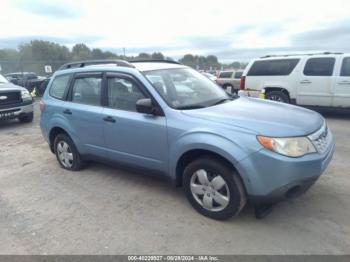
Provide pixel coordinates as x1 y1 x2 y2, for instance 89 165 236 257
236 130 335 204
0 102 33 120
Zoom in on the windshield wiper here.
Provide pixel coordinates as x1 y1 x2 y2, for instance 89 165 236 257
212 98 233 106
176 104 205 110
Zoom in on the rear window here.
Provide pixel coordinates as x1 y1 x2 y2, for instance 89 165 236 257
341 57 350 77
247 59 299 76
49 74 71 99
219 71 233 78
234 71 243 79
303 57 335 76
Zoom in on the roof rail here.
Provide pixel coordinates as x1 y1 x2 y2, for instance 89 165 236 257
58 60 135 70
129 59 181 65
260 52 344 58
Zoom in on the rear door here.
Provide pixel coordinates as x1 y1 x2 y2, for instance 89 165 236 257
63 72 107 157
333 57 350 107
296 57 335 106
102 72 168 173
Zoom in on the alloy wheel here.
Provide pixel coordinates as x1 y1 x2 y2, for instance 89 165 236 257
190 169 230 212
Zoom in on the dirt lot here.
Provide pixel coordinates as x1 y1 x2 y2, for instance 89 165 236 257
0 102 349 255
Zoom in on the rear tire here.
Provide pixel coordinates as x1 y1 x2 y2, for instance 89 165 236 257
265 91 289 103
18 112 34 123
183 157 246 220
54 133 84 171
223 84 234 94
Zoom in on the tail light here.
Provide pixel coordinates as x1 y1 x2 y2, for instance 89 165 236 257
240 76 246 90
39 100 45 112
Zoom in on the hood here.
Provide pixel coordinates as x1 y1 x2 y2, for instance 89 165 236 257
181 97 324 137
0 82 26 92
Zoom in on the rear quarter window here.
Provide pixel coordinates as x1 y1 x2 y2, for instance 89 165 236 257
49 74 71 100
247 59 300 76
234 71 243 79
219 71 233 78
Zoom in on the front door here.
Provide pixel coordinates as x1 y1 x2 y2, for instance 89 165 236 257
102 73 168 173
296 57 335 106
333 57 350 107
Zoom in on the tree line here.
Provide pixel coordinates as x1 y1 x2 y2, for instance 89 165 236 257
0 40 246 74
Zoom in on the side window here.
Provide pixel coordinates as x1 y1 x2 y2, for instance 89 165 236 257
107 77 146 112
340 57 350 77
303 57 335 76
219 71 233 78
72 76 102 106
234 71 242 79
247 59 300 76
49 74 71 99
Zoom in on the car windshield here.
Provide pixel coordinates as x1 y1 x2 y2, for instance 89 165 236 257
144 68 232 109
0 74 9 84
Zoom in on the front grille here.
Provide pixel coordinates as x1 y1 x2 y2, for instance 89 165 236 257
308 122 331 154
0 91 22 106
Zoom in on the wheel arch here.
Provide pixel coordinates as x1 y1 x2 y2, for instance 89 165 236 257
263 87 290 100
48 126 76 153
174 149 249 197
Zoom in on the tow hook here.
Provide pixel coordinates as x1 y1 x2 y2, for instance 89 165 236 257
254 204 274 219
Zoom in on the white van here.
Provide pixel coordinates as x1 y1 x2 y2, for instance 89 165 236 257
240 52 350 108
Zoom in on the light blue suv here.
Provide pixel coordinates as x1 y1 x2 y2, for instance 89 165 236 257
40 60 335 219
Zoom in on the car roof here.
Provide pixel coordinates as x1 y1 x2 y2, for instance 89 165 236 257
131 62 186 72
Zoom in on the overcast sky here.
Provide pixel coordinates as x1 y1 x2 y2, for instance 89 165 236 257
1 0 350 62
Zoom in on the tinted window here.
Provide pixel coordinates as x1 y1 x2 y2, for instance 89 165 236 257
234 71 243 79
248 59 299 76
107 77 146 112
49 74 70 99
219 71 233 78
303 57 335 76
72 77 102 106
341 57 350 76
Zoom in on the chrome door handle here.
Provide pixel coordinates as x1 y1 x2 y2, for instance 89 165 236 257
338 81 350 85
300 80 312 84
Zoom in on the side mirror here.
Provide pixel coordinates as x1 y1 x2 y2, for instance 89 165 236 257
136 98 157 115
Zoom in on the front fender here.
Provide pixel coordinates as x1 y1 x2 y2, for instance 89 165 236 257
169 131 252 189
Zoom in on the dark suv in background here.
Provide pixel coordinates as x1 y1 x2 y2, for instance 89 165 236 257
5 72 47 93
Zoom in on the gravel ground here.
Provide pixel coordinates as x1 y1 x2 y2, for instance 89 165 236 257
0 102 349 255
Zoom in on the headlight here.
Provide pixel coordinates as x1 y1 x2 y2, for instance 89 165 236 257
21 90 32 101
257 136 316 157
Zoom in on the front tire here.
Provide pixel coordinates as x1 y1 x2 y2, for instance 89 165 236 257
54 133 84 171
183 157 246 220
265 91 289 103
18 112 34 123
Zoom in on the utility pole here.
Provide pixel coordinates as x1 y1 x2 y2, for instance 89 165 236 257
123 48 126 58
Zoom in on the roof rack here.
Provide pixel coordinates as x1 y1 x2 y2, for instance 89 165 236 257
58 60 135 70
260 52 344 58
129 59 181 65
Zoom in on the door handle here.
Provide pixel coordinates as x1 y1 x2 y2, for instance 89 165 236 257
63 109 72 115
300 80 312 84
103 116 116 123
338 81 350 85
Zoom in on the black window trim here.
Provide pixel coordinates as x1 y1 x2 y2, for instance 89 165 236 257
303 57 336 77
104 71 165 116
48 72 73 101
340 57 350 77
66 71 104 106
